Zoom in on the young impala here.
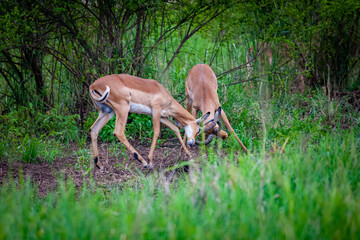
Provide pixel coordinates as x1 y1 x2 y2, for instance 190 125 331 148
89 74 212 169
185 64 249 154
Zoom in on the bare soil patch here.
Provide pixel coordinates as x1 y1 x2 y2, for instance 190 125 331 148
0 140 200 196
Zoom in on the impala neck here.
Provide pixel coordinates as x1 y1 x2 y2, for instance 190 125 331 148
171 101 196 127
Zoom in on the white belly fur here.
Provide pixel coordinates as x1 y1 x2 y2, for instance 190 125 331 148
129 102 152 115
129 102 170 117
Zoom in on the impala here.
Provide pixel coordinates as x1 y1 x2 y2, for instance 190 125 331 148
185 64 249 154
89 74 213 169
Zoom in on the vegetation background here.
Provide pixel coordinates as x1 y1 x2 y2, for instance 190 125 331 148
0 0 359 239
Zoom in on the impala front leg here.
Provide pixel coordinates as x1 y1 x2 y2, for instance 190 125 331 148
113 103 149 167
160 118 191 157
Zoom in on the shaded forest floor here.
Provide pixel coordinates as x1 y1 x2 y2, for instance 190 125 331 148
0 140 201 196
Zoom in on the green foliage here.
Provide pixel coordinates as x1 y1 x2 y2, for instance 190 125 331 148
108 142 128 161
0 131 359 239
20 137 39 163
1 106 79 143
0 105 79 162
74 148 91 172
0 143 5 161
38 139 63 163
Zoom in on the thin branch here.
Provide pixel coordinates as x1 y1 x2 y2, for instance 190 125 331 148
162 8 224 75
143 7 210 63
216 42 271 78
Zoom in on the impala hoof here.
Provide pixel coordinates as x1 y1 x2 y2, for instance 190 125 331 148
143 163 154 169
94 156 104 170
94 156 99 165
95 164 105 172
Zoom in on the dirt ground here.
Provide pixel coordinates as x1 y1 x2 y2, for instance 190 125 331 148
0 140 201 196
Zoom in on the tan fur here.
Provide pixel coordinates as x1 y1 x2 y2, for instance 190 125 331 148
89 74 207 169
185 64 249 154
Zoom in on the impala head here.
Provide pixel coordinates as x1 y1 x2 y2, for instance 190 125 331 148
182 112 210 147
196 107 226 145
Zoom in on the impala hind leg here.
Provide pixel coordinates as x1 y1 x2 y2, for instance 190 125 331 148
90 104 114 169
112 103 149 167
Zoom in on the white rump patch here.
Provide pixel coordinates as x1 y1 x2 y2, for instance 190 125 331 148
129 102 152 115
98 86 110 103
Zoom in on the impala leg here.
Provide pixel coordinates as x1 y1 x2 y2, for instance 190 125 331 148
191 108 198 118
220 110 248 154
112 103 149 167
160 118 191 157
184 95 193 143
148 108 161 167
90 108 114 169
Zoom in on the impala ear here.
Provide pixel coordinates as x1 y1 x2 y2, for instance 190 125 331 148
214 107 221 122
196 112 210 125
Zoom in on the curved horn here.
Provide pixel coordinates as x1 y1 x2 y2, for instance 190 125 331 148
196 133 215 145
203 120 216 133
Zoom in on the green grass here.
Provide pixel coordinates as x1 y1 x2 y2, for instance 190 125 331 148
1 131 359 239
20 137 39 163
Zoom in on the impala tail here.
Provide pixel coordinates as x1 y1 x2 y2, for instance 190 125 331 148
90 85 110 103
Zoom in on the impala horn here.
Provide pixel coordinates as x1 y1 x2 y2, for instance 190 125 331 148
196 107 222 145
196 133 215 145
203 107 221 133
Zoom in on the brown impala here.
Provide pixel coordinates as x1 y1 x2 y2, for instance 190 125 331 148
89 74 214 169
185 64 249 154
